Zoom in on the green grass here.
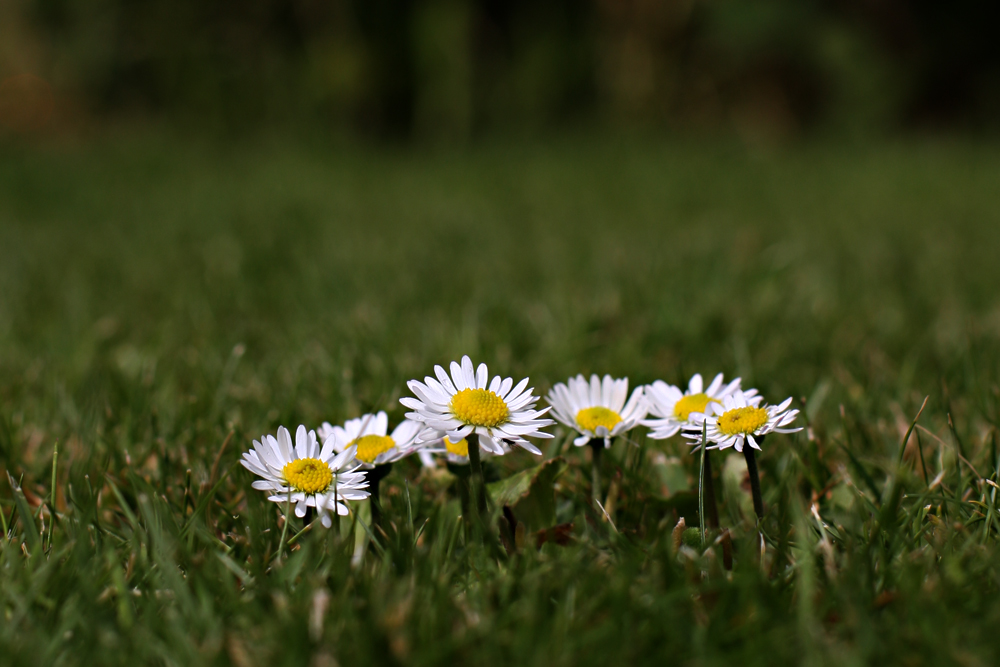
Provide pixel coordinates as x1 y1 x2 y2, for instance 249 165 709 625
2 132 1000 666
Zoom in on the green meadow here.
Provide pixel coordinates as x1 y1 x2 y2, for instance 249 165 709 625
2 133 1000 666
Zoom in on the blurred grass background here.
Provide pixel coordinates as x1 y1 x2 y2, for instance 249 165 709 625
3 0 1000 664
4 134 999 441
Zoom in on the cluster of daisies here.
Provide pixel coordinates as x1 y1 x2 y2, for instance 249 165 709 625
241 355 801 525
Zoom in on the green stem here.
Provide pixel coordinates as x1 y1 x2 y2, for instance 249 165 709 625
447 462 474 530
276 495 292 561
333 475 340 535
589 439 603 507
465 439 506 560
467 436 490 516
367 463 393 533
370 482 382 531
698 424 707 546
743 445 764 520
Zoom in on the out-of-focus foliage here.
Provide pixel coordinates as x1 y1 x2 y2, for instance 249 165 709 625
2 0 999 138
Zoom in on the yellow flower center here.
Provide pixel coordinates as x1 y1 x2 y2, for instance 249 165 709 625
716 406 769 436
450 388 509 428
445 437 469 458
576 406 622 433
673 393 717 421
282 457 333 494
350 434 396 463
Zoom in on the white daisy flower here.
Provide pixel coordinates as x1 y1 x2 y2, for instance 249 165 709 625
682 390 802 452
240 425 369 528
642 373 754 440
546 374 647 447
317 411 423 469
400 355 554 456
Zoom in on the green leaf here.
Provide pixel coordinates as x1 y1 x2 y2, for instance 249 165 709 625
487 457 566 531
650 453 692 496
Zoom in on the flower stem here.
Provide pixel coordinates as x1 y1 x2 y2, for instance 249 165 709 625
277 495 292 560
465 440 506 560
448 462 474 531
589 439 603 508
370 479 382 530
743 445 765 520
333 475 340 535
368 463 393 532
698 425 707 546
467 437 490 517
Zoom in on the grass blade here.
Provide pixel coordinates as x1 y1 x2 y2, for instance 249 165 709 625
7 472 41 556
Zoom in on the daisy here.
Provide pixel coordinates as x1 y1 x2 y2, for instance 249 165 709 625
240 425 369 528
683 390 801 452
317 411 423 468
643 373 753 440
401 355 554 456
546 374 647 447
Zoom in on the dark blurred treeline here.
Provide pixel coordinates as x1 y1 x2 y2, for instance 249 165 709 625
2 0 998 138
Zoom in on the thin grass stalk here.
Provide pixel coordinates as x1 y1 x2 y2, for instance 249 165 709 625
992 430 998 474
981 483 996 544
287 519 317 547
916 430 930 486
896 396 929 470
947 412 968 463
47 442 58 552
352 510 386 558
703 445 719 529
0 501 8 540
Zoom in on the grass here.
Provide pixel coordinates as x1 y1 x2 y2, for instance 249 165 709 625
2 131 1000 666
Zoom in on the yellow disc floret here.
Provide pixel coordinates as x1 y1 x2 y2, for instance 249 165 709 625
450 388 509 428
716 406 769 436
674 393 717 421
282 457 333 494
445 437 469 458
351 434 396 463
576 406 622 433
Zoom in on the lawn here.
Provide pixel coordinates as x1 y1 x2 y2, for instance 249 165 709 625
2 132 1000 666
